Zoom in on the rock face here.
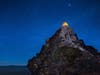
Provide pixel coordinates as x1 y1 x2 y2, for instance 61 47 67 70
27 22 100 75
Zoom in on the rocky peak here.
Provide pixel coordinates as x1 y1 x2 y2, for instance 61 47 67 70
27 22 100 75
59 22 77 47
46 22 84 51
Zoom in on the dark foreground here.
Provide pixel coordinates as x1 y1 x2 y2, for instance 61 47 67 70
0 66 30 75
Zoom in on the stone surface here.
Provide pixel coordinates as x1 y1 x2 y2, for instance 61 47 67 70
27 23 100 75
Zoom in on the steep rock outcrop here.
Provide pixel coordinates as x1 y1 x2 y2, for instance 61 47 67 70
27 22 100 75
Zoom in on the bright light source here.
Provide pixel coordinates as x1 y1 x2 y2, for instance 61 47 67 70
62 22 69 27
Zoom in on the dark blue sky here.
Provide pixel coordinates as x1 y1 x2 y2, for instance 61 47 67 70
0 0 100 65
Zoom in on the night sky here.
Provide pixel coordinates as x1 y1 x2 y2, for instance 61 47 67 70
0 0 100 65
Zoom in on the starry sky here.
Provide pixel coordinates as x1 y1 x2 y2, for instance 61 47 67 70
0 0 100 65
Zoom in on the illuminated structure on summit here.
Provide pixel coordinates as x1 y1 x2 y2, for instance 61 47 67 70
62 22 69 27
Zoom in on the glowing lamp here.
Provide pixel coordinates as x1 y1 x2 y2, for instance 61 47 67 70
62 22 69 27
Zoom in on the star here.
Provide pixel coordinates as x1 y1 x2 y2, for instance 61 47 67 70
68 2 72 7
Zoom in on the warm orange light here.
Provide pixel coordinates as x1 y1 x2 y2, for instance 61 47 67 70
62 22 69 27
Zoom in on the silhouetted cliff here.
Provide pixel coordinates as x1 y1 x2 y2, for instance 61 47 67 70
27 22 100 75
